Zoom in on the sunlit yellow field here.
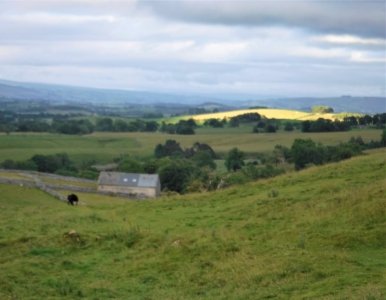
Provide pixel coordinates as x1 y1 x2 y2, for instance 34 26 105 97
170 108 353 123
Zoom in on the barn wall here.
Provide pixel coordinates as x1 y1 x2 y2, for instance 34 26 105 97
98 185 157 198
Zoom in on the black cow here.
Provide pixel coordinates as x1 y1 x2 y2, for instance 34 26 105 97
67 193 79 206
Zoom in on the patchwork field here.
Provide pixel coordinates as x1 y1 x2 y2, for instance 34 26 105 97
0 148 385 299
0 128 381 163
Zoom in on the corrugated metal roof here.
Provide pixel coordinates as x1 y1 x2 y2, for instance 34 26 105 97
98 172 159 188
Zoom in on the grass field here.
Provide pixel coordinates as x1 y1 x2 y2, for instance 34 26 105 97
0 148 385 299
165 108 358 123
0 128 382 163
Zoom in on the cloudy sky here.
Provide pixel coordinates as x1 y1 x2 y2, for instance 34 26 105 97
0 0 385 97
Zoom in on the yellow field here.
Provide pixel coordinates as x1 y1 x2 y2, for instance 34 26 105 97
176 108 349 122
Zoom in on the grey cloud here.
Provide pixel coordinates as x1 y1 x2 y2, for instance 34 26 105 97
143 1 386 38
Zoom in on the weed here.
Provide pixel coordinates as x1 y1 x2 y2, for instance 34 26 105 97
268 189 279 198
126 226 142 248
297 234 306 249
29 247 59 256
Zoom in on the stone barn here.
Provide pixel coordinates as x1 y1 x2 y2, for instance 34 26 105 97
97 172 161 198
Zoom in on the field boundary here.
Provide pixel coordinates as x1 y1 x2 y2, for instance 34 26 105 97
0 170 97 201
0 169 95 183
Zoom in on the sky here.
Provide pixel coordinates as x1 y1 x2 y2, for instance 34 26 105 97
0 0 385 97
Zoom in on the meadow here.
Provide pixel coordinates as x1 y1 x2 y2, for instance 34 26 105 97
0 148 385 299
0 128 381 164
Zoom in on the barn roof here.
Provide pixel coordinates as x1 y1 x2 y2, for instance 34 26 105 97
98 172 159 188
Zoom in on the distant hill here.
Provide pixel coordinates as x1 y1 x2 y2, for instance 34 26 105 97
242 96 386 114
0 79 221 106
0 78 384 113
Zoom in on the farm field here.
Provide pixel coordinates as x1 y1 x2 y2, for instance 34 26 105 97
0 128 382 163
164 108 358 124
0 148 385 299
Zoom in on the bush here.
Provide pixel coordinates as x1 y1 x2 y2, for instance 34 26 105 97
230 113 261 123
224 172 249 186
154 140 184 158
225 148 245 171
265 124 277 133
204 118 225 128
52 119 94 135
159 160 194 193
284 122 294 131
192 151 216 170
117 157 144 173
291 139 326 170
311 105 334 113
381 129 386 146
31 153 74 173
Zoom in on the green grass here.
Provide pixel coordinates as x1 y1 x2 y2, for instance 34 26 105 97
0 149 385 299
0 128 382 163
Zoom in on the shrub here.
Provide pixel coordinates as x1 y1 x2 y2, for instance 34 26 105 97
159 160 194 193
225 148 245 171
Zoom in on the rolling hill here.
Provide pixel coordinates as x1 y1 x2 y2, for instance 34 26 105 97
0 148 385 299
1 79 385 113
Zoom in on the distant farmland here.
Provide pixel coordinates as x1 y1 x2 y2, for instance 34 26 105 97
0 128 381 163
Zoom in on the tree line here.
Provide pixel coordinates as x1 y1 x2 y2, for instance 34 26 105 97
1 110 385 135
301 113 386 133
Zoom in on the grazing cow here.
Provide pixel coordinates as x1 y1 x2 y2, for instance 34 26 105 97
67 193 79 206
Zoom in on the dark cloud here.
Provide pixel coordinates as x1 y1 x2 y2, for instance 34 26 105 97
143 1 386 38
0 0 384 96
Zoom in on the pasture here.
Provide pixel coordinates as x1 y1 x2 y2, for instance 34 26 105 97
0 149 385 299
0 128 382 164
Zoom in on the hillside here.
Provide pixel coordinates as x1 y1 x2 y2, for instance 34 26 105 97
0 149 385 299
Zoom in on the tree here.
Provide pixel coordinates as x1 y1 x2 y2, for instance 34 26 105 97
117 157 144 173
231 113 261 123
204 118 225 128
311 105 334 113
185 142 217 159
144 121 159 132
95 118 114 131
154 139 184 158
159 160 193 193
291 139 325 170
30 153 73 173
273 145 291 165
113 119 129 132
381 128 386 146
176 122 195 135
301 121 311 132
284 122 294 131
225 148 245 171
192 151 216 170
265 124 277 133
52 119 94 135
229 118 240 127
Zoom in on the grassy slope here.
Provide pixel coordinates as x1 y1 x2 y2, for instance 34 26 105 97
0 128 381 162
165 108 353 123
0 149 385 299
